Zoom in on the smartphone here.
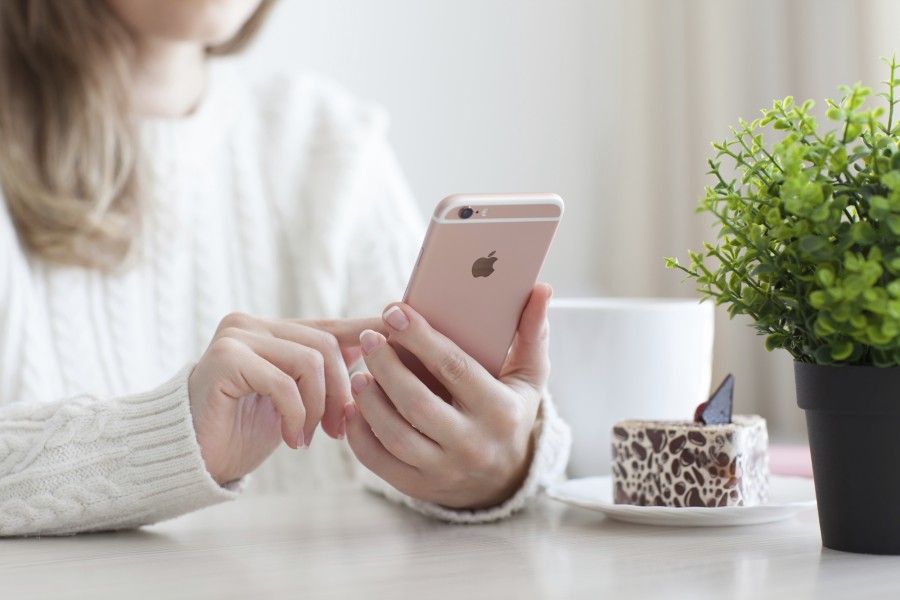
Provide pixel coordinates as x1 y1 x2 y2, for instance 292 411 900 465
397 193 563 393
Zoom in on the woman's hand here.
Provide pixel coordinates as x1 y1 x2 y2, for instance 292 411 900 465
188 312 383 485
345 284 552 509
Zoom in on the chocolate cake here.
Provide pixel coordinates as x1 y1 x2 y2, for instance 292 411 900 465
611 375 769 508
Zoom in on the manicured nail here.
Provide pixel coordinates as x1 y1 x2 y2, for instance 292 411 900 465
296 429 306 450
351 371 369 394
383 306 409 331
359 329 384 355
345 402 358 420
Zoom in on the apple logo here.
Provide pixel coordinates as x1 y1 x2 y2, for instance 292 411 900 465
471 251 498 278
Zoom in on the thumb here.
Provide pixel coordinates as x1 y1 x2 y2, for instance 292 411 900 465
500 283 552 389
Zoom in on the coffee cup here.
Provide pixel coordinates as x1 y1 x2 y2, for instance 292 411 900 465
547 298 714 477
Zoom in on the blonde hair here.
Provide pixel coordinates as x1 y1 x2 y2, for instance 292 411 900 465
0 0 274 269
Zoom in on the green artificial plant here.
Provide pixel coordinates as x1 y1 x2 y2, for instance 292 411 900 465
667 57 900 367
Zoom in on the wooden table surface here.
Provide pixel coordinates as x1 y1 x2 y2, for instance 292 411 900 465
2 484 899 599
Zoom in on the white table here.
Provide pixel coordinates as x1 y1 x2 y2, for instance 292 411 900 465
2 484 899 599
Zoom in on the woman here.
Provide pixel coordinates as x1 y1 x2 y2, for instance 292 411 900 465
0 0 570 535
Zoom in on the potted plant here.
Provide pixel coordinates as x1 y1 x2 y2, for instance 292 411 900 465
666 56 900 554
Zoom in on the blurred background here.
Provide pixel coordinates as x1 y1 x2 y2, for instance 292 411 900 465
236 0 900 442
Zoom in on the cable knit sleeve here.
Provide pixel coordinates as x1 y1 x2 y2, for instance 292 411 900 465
343 134 572 523
0 209 235 537
0 366 239 537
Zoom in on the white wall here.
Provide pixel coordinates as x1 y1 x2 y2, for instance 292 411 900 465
241 0 620 296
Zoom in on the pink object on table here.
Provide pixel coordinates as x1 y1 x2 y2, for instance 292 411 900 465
769 444 814 478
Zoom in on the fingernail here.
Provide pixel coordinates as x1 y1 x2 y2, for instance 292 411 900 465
296 429 306 450
350 371 369 394
383 306 409 331
337 419 346 440
359 329 384 355
345 402 358 420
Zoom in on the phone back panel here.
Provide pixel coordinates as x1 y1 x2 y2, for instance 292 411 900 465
401 194 563 379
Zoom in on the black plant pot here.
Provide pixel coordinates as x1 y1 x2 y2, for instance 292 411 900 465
795 362 900 554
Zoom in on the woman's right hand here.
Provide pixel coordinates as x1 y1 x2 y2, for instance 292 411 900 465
188 312 384 485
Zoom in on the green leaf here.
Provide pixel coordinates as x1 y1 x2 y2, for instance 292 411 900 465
814 346 834 364
814 315 836 336
850 221 878 244
829 146 848 174
799 235 831 259
830 340 855 361
888 214 900 235
870 195 892 219
765 334 785 351
813 205 833 224
753 263 778 276
809 290 828 308
882 171 900 190
888 280 900 298
816 267 835 287
889 255 900 274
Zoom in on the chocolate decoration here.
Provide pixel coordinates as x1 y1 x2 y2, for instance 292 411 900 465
648 429 667 453
686 488 705 507
631 441 648 460
688 431 706 445
668 435 686 454
695 374 735 425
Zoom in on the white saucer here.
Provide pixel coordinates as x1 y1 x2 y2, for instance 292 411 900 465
546 475 817 527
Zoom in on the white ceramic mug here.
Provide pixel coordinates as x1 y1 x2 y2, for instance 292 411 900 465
548 298 714 477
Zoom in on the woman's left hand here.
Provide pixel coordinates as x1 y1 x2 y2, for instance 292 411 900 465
344 283 552 509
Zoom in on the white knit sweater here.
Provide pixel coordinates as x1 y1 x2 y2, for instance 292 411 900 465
0 61 571 536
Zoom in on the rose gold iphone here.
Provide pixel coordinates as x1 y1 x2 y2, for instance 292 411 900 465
397 193 563 391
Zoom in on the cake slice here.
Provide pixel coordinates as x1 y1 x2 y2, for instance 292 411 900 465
611 375 769 507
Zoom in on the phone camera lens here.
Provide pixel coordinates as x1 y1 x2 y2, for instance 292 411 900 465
459 207 474 219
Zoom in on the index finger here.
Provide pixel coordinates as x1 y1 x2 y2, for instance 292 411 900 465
251 316 385 438
292 316 389 437
296 317 389 345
